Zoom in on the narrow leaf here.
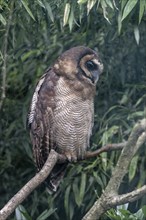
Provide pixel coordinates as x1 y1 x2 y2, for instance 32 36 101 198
64 185 71 218
0 50 4 61
101 0 111 23
15 205 29 220
79 173 86 205
44 2 54 22
139 0 146 24
78 0 88 4
0 13 6 25
73 181 80 206
118 11 122 34
68 6 74 31
122 0 138 21
134 26 140 45
63 3 71 26
121 0 127 11
129 155 138 181
105 0 114 9
142 205 146 217
87 0 96 14
36 209 56 220
36 0 45 8
21 0 35 21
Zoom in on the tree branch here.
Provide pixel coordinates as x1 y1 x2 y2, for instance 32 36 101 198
0 141 125 220
82 184 146 220
57 142 126 163
84 142 126 159
0 120 146 220
0 150 58 220
82 119 146 220
116 185 146 205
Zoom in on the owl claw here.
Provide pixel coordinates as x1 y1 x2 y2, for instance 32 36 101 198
65 153 77 163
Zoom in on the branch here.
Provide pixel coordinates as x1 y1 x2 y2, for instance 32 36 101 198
0 150 58 220
116 185 146 204
84 142 126 159
57 142 126 163
82 184 146 220
82 119 146 220
0 141 124 220
1 120 146 220
0 1 14 111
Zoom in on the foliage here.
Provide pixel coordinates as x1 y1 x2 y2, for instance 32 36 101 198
0 0 146 219
107 204 146 220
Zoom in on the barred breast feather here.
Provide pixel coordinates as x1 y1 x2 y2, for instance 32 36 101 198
54 77 94 160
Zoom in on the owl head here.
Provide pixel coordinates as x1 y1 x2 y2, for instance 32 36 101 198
53 46 103 86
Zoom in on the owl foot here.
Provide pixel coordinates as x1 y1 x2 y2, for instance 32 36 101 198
64 152 77 163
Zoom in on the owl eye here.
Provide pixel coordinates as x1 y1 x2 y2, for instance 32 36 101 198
86 61 98 71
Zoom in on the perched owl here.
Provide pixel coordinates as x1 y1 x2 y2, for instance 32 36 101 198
28 46 103 192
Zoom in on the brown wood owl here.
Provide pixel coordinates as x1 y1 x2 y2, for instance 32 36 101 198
28 46 103 192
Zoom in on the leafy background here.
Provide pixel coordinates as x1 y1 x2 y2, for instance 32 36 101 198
0 0 146 219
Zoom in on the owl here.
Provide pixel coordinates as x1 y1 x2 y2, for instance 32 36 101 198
28 46 103 192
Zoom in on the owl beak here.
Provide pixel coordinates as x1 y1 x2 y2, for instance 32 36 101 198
91 70 99 84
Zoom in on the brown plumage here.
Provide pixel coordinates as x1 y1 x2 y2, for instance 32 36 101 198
28 46 103 192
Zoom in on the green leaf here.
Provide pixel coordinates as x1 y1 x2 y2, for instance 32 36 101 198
129 155 139 181
142 205 146 217
0 13 6 25
15 205 30 220
44 2 54 22
79 173 86 205
21 50 38 62
87 0 96 14
20 211 32 220
36 209 56 220
36 0 45 8
93 171 104 188
118 11 122 34
101 0 111 23
134 26 140 45
68 6 74 31
77 0 88 4
122 0 138 21
21 0 35 20
105 0 114 9
134 208 144 219
121 0 127 11
64 185 71 218
0 50 4 61
63 3 71 26
73 181 80 207
139 0 146 24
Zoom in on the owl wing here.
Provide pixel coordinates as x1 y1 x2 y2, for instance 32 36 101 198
28 68 68 192
28 68 57 170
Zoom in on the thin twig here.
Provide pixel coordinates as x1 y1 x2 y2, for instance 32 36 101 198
57 142 126 163
84 142 126 159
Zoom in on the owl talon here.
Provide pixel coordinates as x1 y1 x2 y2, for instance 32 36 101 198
65 153 77 163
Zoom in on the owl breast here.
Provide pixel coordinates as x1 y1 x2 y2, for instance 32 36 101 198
53 77 94 160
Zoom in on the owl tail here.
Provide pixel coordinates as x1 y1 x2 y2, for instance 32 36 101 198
46 163 68 194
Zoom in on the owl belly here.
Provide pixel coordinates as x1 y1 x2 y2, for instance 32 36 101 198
53 94 94 160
